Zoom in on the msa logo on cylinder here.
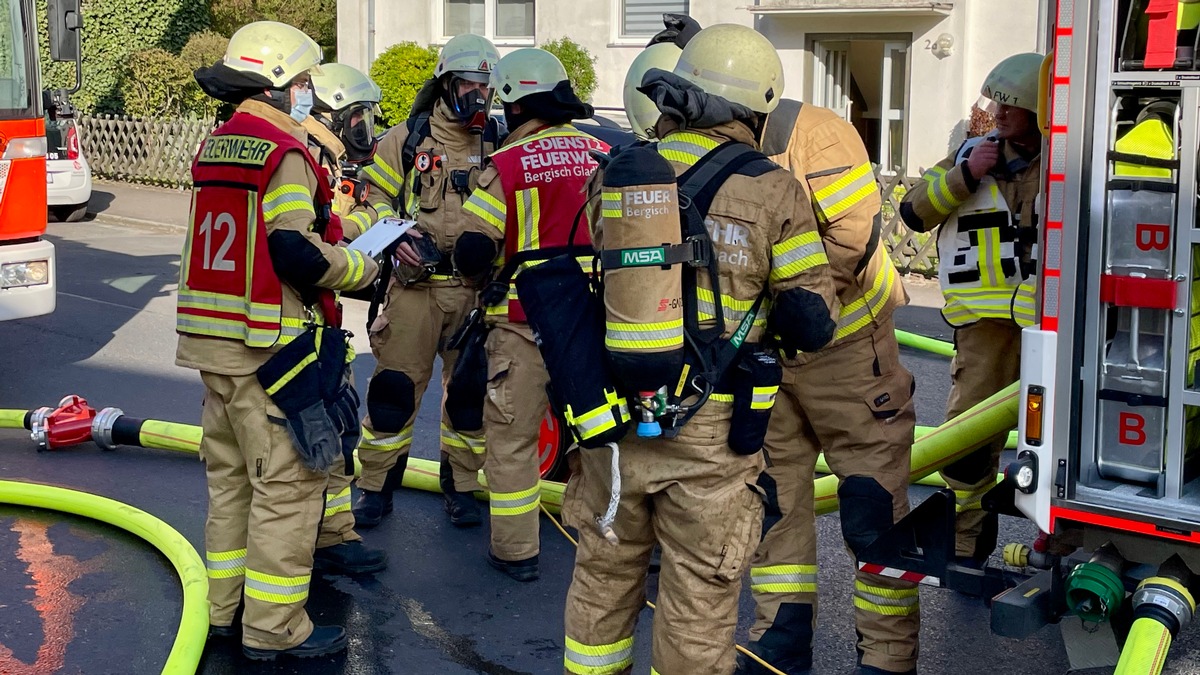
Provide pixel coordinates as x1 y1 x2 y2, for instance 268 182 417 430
621 247 666 266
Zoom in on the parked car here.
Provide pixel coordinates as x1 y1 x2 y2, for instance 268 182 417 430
44 110 91 222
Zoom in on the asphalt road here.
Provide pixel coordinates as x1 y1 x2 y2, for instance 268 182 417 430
1 216 1197 674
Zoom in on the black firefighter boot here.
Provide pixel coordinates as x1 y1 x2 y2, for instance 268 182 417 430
313 540 388 575
352 453 409 528
440 452 481 527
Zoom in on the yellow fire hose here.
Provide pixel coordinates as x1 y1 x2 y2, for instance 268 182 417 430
0 382 1015 517
0 480 207 675
1114 617 1173 675
0 328 1000 675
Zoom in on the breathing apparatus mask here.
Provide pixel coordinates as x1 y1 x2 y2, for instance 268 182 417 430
333 102 379 163
442 72 494 134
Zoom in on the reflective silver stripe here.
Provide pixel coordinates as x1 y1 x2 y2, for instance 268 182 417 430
772 240 826 270
325 490 351 511
490 488 540 512
815 164 876 217
576 409 617 435
245 575 309 598
206 557 246 572
751 572 816 586
751 390 776 406
604 323 684 343
565 644 634 669
854 588 920 609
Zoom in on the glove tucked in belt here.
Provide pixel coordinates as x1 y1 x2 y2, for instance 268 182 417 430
256 325 358 473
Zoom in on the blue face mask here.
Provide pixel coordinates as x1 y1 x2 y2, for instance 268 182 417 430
290 87 314 123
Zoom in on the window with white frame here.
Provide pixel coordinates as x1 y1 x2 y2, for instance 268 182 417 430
443 0 535 41
619 0 688 37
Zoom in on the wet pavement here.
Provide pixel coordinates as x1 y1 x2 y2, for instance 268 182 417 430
1 219 1196 674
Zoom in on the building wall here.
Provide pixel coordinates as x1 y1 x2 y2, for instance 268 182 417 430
339 0 1039 172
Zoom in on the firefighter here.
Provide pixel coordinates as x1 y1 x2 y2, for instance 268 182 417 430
455 48 609 581
560 24 839 674
353 34 504 529
302 62 389 575
900 53 1044 567
308 62 384 241
179 21 378 659
645 16 919 673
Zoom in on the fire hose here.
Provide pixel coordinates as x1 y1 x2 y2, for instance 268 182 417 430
0 478 207 674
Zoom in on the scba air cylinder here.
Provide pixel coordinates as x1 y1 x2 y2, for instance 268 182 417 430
599 145 685 394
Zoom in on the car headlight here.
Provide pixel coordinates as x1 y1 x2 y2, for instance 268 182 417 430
1 260 49 288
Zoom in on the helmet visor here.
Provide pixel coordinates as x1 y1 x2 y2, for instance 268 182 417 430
449 75 495 133
339 103 378 158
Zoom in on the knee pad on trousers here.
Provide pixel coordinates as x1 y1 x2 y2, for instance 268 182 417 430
756 470 782 539
838 476 894 557
367 370 416 433
749 603 814 673
940 445 999 486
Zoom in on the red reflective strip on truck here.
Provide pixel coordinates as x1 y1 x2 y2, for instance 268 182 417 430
1050 506 1200 545
1098 274 1177 310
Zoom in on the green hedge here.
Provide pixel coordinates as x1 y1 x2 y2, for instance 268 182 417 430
370 42 439 127
210 0 335 58
37 0 209 114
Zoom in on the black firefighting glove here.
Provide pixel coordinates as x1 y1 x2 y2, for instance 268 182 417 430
257 326 348 473
646 13 702 48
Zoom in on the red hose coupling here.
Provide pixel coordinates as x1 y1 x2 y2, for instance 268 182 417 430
32 395 98 451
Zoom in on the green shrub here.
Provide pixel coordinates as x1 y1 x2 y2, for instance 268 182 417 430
180 31 230 120
36 0 210 114
370 42 439 127
122 48 194 118
539 37 597 102
210 0 335 58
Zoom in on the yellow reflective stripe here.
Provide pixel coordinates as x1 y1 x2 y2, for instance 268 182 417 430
600 190 622 219
564 635 635 675
336 248 369 289
751 385 778 410
657 132 720 166
709 393 735 403
263 351 317 396
1013 278 1038 327
464 187 506 233
565 390 630 439
360 425 414 452
324 486 352 517
770 230 828 283
813 163 876 222
363 155 404 198
515 188 541 252
206 548 247 579
176 315 280 347
245 569 310 604
374 203 398 220
853 580 919 616
605 318 685 350
835 257 898 340
695 287 769 328
440 423 486 455
953 485 993 513
262 184 315 220
177 290 280 321
490 484 541 516
343 210 373 238
922 167 953 216
750 563 818 594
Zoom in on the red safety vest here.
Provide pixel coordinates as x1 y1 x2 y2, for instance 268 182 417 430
177 112 342 347
490 124 609 322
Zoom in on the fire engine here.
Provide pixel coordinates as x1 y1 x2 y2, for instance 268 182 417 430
0 0 81 321
860 0 1200 670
